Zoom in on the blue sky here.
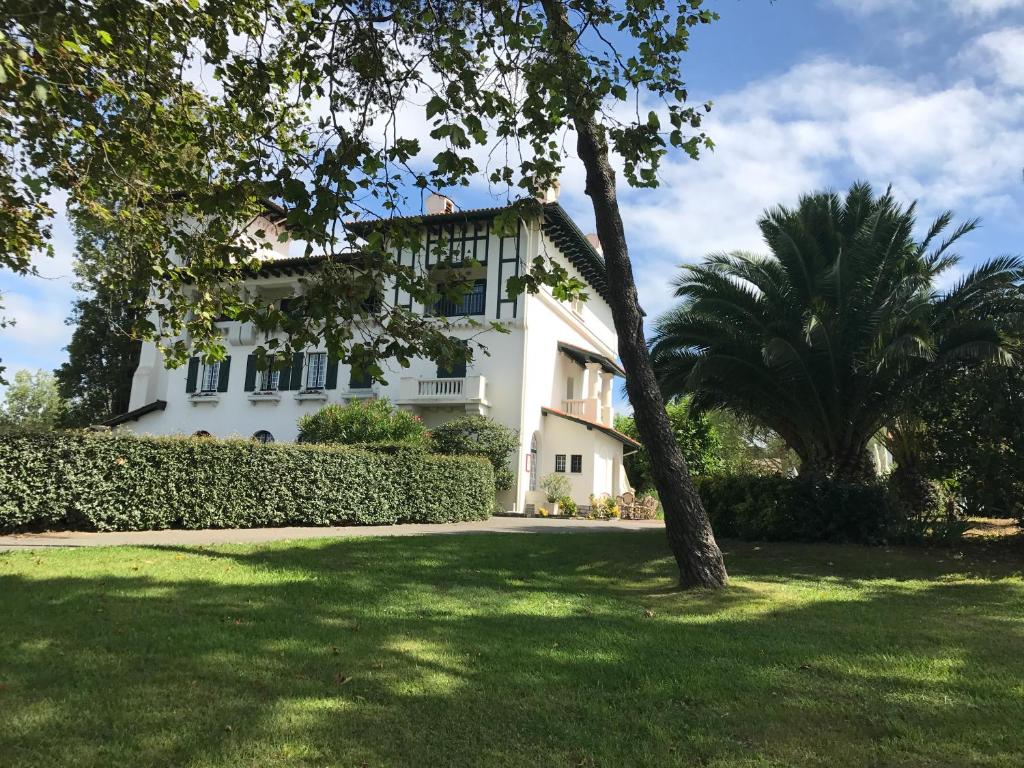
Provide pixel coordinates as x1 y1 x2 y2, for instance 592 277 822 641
2 0 1023 398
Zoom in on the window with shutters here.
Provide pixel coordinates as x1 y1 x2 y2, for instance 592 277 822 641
305 352 327 390
349 367 373 390
570 454 583 473
200 362 220 393
436 340 469 379
259 356 280 391
554 454 566 473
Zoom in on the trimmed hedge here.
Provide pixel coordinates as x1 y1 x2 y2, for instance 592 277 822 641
695 474 893 544
0 431 494 533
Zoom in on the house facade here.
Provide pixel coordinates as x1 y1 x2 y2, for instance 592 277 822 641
111 193 638 513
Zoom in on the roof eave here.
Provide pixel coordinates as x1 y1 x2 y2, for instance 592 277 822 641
540 406 641 450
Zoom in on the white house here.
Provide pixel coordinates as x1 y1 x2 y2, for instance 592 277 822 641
109 192 639 513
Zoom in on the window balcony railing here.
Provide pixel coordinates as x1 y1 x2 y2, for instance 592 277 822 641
562 398 588 417
397 375 487 405
561 398 613 426
433 280 486 317
418 378 465 397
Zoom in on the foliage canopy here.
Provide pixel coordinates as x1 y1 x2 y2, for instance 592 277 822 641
652 182 1024 481
615 397 722 491
2 0 716 374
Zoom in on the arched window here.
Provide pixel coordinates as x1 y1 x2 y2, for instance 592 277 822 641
193 430 212 438
252 430 275 444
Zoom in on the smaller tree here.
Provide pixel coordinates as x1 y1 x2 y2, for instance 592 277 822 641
615 398 723 492
297 400 427 446
429 416 518 491
706 410 800 477
55 288 144 427
0 370 66 431
914 362 1024 521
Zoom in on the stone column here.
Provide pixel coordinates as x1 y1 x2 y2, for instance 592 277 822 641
584 362 602 421
599 372 614 425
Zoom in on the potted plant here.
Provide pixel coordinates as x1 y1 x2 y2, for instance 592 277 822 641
539 473 571 516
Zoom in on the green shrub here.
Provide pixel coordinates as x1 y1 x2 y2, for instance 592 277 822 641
557 496 577 516
694 474 894 544
886 472 969 544
429 415 519 490
614 397 723 491
0 431 494 533
297 399 427 446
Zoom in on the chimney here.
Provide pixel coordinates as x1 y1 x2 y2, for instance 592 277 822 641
425 193 455 215
537 180 560 204
585 233 603 256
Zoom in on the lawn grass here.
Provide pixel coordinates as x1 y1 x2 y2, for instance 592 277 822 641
2 531 1023 767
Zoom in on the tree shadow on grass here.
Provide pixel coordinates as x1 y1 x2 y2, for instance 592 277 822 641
1 531 1023 767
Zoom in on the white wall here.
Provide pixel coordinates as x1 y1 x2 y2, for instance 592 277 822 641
123 207 628 514
124 322 526 443
523 411 630 509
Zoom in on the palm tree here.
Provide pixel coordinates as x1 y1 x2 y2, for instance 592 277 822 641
651 182 1023 482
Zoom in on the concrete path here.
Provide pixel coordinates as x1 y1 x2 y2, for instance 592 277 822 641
0 517 663 551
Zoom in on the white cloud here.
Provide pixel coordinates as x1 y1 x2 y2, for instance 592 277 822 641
1 290 73 348
962 26 1024 87
826 0 1024 17
559 53 1024 321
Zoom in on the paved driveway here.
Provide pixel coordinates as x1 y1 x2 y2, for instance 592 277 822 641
0 517 663 550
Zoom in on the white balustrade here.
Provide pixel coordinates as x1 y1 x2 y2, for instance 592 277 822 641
397 375 487 404
562 399 588 417
418 377 465 397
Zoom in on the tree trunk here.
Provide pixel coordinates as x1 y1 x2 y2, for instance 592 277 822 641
541 0 728 589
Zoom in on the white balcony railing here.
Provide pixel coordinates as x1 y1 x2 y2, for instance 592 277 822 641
562 399 588 417
418 378 464 397
397 375 487 405
562 397 614 427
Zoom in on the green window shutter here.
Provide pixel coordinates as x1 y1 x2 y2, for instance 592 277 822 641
290 352 305 390
325 357 339 389
217 356 232 392
244 355 258 392
185 357 200 393
277 355 291 391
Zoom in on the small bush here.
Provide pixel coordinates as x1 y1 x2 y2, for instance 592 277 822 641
429 415 519 491
557 496 577 517
539 472 571 503
694 474 894 544
297 399 427 446
0 431 494 533
887 472 969 543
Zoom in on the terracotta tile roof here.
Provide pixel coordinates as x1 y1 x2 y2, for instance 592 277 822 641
541 406 641 450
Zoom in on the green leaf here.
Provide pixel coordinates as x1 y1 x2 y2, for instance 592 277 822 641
425 95 447 120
